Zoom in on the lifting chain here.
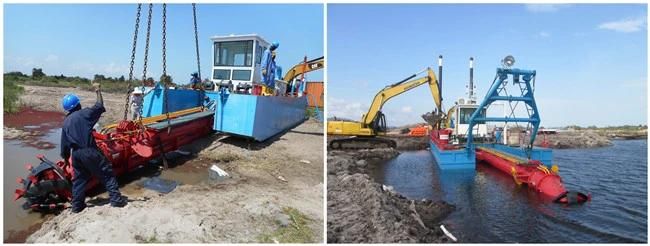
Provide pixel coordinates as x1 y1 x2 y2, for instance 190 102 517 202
192 3 201 80
136 3 153 124
162 3 172 134
123 4 141 121
192 3 205 109
141 4 153 85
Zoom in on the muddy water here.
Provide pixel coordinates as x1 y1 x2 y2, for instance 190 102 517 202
3 129 61 242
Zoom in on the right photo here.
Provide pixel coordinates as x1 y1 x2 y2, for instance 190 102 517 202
326 3 647 243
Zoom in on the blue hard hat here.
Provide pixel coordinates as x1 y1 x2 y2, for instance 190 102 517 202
62 93 80 111
271 41 280 49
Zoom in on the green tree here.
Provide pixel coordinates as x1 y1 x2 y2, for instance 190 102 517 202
31 68 45 78
160 74 173 85
94 74 106 81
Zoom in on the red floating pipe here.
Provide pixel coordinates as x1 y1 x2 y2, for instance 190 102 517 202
476 147 590 204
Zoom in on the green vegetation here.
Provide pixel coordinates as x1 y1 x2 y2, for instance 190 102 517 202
259 207 314 243
3 68 180 94
4 80 25 113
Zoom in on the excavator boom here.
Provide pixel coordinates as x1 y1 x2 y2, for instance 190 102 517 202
362 68 441 126
283 56 325 82
328 67 444 149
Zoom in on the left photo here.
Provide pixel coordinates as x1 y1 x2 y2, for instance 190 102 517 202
4 3 324 243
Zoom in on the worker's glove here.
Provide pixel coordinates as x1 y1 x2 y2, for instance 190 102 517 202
92 83 101 92
262 69 267 76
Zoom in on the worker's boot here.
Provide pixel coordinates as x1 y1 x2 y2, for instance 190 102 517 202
71 203 87 213
110 196 128 208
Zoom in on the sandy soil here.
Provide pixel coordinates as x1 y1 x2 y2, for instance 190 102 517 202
13 85 324 243
18 85 126 127
327 148 455 243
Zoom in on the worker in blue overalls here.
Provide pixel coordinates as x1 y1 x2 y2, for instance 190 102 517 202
190 72 202 90
60 83 127 213
261 41 280 90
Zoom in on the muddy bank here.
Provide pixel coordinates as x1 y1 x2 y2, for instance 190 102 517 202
24 120 324 243
387 135 429 150
17 85 125 126
533 131 612 149
327 148 455 243
4 107 65 149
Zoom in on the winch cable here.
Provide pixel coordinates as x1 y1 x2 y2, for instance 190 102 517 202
122 4 141 121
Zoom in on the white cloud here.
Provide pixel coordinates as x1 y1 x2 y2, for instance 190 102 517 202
45 54 59 63
536 31 551 38
598 16 647 33
401 106 412 113
103 62 128 76
327 97 367 121
525 4 569 13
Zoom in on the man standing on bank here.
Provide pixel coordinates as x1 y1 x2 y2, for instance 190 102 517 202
60 82 128 213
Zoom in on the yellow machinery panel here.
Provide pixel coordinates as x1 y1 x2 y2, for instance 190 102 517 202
327 121 374 136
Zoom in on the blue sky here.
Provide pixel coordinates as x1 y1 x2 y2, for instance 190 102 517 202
4 4 323 82
328 4 647 127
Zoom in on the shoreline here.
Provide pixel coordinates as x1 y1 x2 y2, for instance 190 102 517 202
327 148 456 243
3 85 325 243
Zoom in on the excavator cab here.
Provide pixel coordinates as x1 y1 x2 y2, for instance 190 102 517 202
210 34 269 94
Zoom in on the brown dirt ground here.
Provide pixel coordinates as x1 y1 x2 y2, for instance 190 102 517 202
327 148 455 243
12 85 324 243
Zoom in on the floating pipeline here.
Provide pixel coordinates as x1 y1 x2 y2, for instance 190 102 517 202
475 146 590 205
14 108 214 212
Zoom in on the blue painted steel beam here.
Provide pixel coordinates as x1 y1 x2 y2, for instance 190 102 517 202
466 66 541 158
488 96 533 102
471 117 539 123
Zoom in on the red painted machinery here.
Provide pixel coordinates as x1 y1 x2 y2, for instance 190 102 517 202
14 109 214 211
475 147 590 204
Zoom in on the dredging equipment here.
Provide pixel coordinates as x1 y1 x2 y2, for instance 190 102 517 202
429 56 589 204
14 108 214 211
13 5 321 212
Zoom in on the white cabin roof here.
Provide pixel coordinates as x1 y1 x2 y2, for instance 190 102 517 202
210 34 269 46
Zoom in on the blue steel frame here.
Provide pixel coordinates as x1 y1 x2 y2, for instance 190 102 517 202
466 68 540 158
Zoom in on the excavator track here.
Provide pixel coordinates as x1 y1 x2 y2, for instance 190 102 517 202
328 137 397 150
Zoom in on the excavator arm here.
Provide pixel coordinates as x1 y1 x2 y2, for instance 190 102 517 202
282 56 324 82
327 67 444 149
361 67 442 127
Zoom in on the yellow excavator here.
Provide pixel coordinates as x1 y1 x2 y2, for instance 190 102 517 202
283 56 324 83
261 56 325 96
327 67 445 149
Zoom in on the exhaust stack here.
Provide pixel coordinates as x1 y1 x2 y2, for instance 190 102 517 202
438 55 443 111
469 57 475 103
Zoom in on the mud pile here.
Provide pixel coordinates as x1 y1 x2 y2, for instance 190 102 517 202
327 148 455 243
533 131 612 149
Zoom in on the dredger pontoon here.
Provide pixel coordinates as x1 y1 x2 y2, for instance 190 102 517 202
429 56 589 205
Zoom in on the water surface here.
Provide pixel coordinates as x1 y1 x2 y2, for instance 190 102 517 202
369 140 647 243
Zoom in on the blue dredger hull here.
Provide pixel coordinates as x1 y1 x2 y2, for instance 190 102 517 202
429 140 476 171
429 140 553 170
143 88 307 142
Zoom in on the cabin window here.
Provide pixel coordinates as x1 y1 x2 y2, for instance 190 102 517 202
213 69 230 80
255 44 266 64
459 108 486 124
232 70 252 81
214 40 253 67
